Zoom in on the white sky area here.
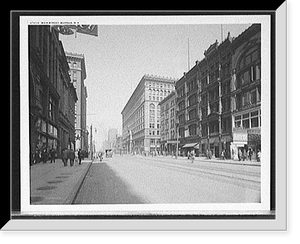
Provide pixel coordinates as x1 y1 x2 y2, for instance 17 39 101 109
59 24 251 150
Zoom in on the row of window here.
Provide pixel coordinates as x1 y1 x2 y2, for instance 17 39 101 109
234 110 261 129
146 82 174 89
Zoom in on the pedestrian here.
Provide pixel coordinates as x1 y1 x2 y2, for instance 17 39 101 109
231 148 235 160
257 150 261 162
42 147 48 164
78 148 82 165
50 147 56 163
34 147 40 164
98 151 103 162
187 151 191 160
68 149 75 167
62 148 68 167
248 148 253 161
238 149 242 161
190 149 195 163
221 150 225 160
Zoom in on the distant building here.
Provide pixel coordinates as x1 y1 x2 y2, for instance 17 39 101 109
121 74 177 155
66 52 89 152
108 128 118 145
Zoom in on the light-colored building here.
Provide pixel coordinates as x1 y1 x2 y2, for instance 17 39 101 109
159 91 177 155
66 52 89 152
121 74 177 155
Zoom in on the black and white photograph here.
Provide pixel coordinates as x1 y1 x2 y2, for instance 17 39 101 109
27 22 264 206
6 6 289 232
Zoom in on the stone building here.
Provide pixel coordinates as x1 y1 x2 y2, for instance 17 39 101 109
121 74 177 155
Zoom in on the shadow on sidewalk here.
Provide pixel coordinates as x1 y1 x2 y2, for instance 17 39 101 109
73 162 147 204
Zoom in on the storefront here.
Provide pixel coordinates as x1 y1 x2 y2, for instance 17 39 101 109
231 127 261 160
182 142 199 157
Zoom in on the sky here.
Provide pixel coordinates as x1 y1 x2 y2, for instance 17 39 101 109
59 23 252 150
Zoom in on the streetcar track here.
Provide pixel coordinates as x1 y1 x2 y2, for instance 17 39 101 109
137 158 261 191
138 156 261 177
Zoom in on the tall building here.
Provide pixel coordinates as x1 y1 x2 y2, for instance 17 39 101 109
121 74 177 155
107 128 118 150
175 24 261 159
230 24 261 160
66 52 89 152
29 25 77 160
198 34 233 159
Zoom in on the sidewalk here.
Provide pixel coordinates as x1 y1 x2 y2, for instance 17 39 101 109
30 158 93 204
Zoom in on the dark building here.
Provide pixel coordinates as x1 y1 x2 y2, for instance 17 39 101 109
176 65 200 156
29 25 77 163
230 24 261 160
175 24 261 159
199 33 233 159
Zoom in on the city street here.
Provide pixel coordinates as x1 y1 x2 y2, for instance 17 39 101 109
74 155 261 204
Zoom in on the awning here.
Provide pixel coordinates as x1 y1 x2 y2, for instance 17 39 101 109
182 143 198 148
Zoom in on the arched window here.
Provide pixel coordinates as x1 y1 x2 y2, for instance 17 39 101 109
188 109 197 120
237 45 261 88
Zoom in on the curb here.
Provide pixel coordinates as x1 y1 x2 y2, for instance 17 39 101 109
64 161 93 204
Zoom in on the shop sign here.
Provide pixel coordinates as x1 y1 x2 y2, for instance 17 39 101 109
247 128 261 134
233 131 248 143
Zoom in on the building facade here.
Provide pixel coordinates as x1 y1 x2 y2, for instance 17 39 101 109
29 25 77 161
175 24 261 159
122 74 177 155
198 34 233 159
57 42 78 153
176 64 201 156
159 91 177 155
230 24 261 160
66 52 89 152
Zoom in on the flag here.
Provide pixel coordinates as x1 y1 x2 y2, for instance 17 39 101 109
76 25 98 36
52 25 98 37
52 25 74 35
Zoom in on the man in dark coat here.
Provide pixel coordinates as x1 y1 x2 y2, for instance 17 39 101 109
78 148 82 165
50 147 56 163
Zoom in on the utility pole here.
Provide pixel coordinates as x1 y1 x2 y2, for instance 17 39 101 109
221 24 224 42
90 124 93 160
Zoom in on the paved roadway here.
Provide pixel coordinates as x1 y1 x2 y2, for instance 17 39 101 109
74 155 261 204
